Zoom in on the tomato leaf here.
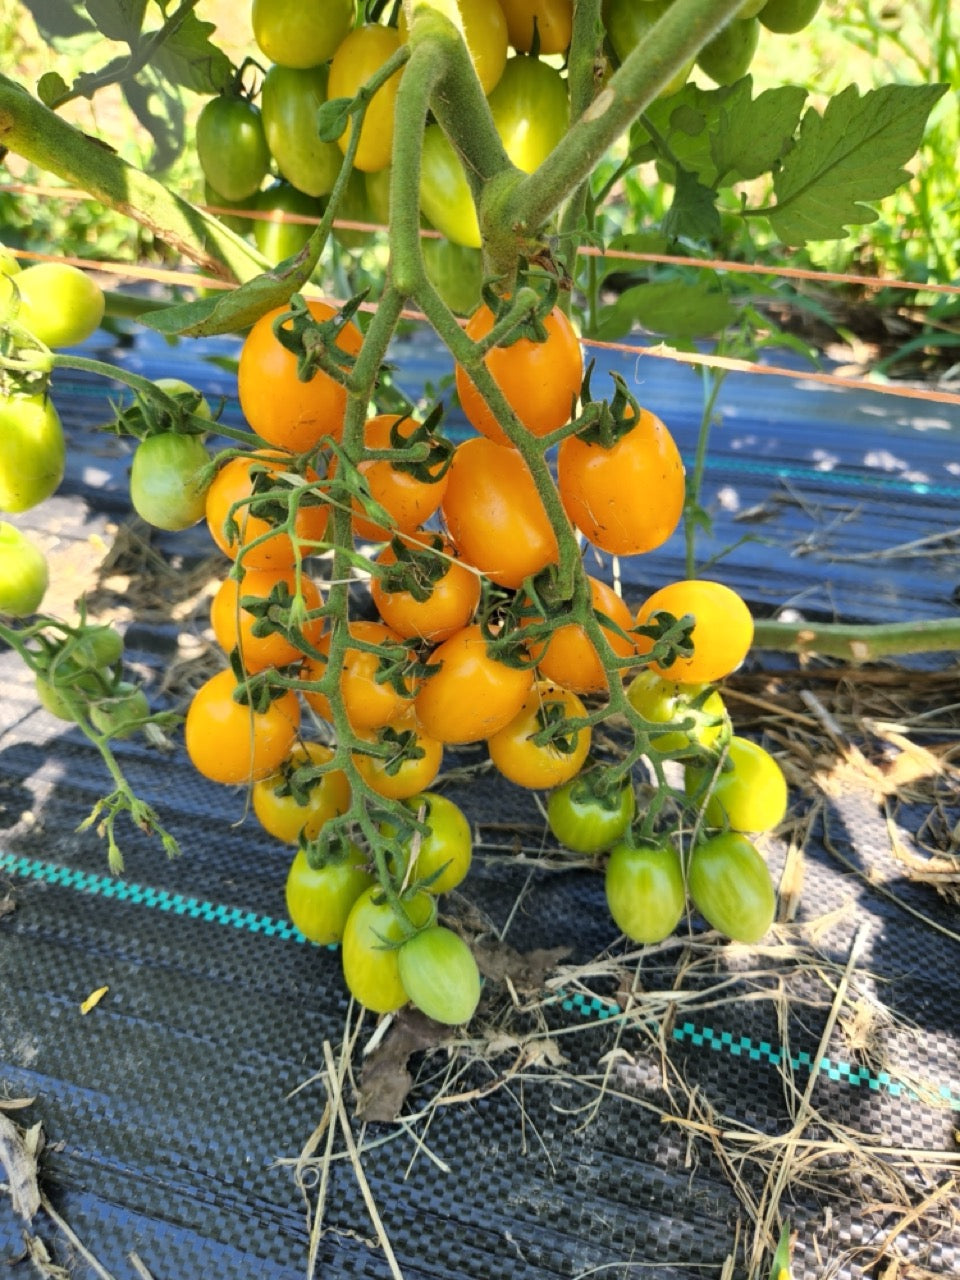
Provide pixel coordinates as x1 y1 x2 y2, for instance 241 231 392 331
594 279 735 342
769 83 948 245
85 0 147 43
662 167 721 244
36 71 69 107
151 11 234 95
596 230 670 287
121 67 184 173
710 84 807 183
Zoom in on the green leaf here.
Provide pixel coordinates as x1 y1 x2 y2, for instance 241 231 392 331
121 67 184 172
151 11 234 95
316 98 353 143
596 231 670 286
594 279 735 343
86 0 148 43
142 240 324 338
769 83 949 245
662 167 721 244
710 84 807 184
36 72 70 107
20 0 94 41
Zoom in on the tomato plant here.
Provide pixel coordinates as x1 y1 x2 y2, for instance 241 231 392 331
687 832 776 944
685 736 788 833
0 522 48 617
397 925 482 1024
129 432 212 532
285 842 373 946
546 775 635 855
0 393 65 513
253 741 351 844
605 840 686 945
341 886 435 1014
487 679 591 789
10 262 105 349
184 668 301 785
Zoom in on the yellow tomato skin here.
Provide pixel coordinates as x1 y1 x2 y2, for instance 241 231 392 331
328 26 404 174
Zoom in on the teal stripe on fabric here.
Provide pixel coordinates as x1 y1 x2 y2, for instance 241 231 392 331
0 849 306 942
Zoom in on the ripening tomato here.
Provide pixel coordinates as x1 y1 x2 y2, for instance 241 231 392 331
253 0 356 70
129 432 212 532
688 832 776 944
260 62 344 198
605 840 686 945
419 126 481 249
342 887 436 1014
759 0 823 34
384 791 473 894
253 182 323 265
302 620 416 731
685 736 788 833
487 679 591 789
602 0 694 96
370 538 481 644
633 580 754 684
398 925 481 1024
351 414 449 541
237 298 364 454
254 742 351 844
0 392 65 513
185 668 300 785
204 452 329 570
415 623 534 744
626 670 730 754
0 522 47 616
441 437 559 589
210 565 324 673
524 575 636 695
284 843 373 947
352 710 444 800
500 0 572 55
455 301 582 446
546 774 635 854
557 406 684 556
327 25 404 174
196 95 270 202
11 262 105 349
696 17 760 86
398 0 508 95
487 55 569 173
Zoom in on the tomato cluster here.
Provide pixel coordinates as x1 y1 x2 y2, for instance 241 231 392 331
0 257 105 618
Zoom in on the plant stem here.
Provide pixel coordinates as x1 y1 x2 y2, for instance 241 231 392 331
751 617 960 661
0 73 266 282
684 365 727 578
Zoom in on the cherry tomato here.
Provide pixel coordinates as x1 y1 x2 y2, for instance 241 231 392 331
196 95 270 202
285 843 373 947
302 619 416 731
524 575 636 695
419 125 481 249
211 565 323 673
371 537 480 644
605 840 686 945
185 668 301 785
759 0 823 34
634 580 754 684
626 671 730 754
455 301 582 446
488 55 569 173
696 17 760 86
500 0 573 55
546 774 635 854
441 437 559 589
422 237 483 316
36 669 103 722
0 392 65 513
352 710 444 801
11 262 105 349
342 887 436 1014
129 432 212 531
685 736 788 833
351 414 449 541
384 792 472 894
487 679 591 789
399 0 508 95
558 406 684 557
254 741 351 845
398 925 481 1025
253 182 323 265
415 623 534 744
688 832 776 944
252 0 356 70
0 522 47 616
88 683 151 740
205 452 329 571
602 0 694 96
237 299 363 453
327 25 404 174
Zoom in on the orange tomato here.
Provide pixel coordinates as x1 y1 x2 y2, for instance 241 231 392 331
352 710 444 800
415 623 534 744
301 619 416 730
370 537 481 643
352 414 449 541
524 575 636 694
184 668 301 785
204 452 329 570
210 565 324 673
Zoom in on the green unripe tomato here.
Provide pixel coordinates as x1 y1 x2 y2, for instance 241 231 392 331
605 840 686 945
69 624 124 671
626 670 730 755
759 0 822 34
0 392 66 513
252 0 355 70
422 238 483 317
685 736 788 834
398 925 482 1025
254 182 322 265
697 18 760 86
419 125 481 249
261 64 343 198
688 832 775 944
603 0 695 97
129 432 213 531
89 683 151 739
12 262 105 348
738 0 768 17
196 96 270 203
546 776 636 855
0 522 48 616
